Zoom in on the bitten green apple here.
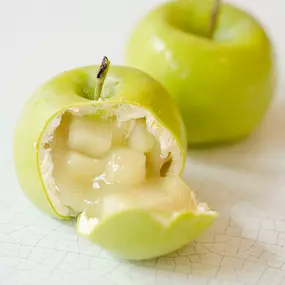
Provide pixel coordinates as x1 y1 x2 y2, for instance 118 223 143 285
13 58 217 260
125 0 276 145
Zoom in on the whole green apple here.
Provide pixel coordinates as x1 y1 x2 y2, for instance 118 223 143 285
125 0 276 145
14 58 217 260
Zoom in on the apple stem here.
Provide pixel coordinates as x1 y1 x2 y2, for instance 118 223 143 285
94 56 110 100
208 0 221 38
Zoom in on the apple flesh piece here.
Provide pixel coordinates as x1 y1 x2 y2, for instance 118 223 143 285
111 120 135 146
104 147 147 185
68 116 112 158
125 0 276 145
127 118 157 152
65 151 105 181
98 177 198 218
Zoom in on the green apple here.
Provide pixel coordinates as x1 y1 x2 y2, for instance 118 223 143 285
13 58 217 260
125 0 276 145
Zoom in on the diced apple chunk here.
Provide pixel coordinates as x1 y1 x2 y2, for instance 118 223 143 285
100 177 197 218
104 147 146 184
57 180 90 214
68 116 112 158
111 119 135 146
65 151 105 182
161 177 197 212
127 118 156 153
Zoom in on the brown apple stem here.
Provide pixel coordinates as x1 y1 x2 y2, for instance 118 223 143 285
208 0 221 38
94 56 110 100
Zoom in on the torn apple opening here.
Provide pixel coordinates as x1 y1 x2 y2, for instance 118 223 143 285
38 103 214 232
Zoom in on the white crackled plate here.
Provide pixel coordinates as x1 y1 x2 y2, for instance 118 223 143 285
1 0 285 284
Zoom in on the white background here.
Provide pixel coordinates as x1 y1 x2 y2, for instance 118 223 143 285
0 0 285 284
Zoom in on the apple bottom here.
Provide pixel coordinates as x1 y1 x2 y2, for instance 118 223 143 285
37 103 216 259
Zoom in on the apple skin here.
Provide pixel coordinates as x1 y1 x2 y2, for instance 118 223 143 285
13 65 187 217
78 209 215 260
125 0 276 145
